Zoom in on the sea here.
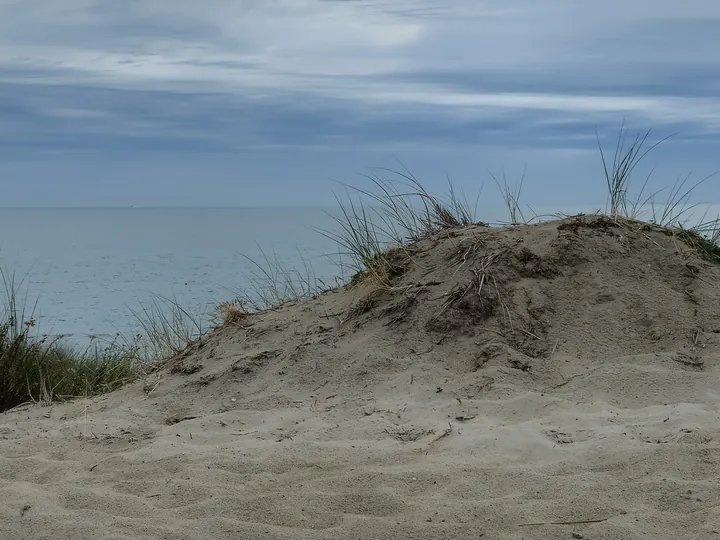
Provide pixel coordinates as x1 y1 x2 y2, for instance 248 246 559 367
0 207 345 343
1 204 717 345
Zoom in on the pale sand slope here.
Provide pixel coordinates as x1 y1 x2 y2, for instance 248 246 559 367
2 216 720 539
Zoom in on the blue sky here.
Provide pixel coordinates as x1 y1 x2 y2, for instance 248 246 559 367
1 0 719 207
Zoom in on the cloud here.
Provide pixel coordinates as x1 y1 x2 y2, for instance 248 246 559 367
1 0 719 205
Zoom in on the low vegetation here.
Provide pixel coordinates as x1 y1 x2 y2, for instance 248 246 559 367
316 125 718 294
2 124 718 410
677 220 720 264
318 163 481 288
126 293 207 360
0 269 140 412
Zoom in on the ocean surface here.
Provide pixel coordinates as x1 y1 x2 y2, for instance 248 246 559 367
1 204 717 344
0 207 344 341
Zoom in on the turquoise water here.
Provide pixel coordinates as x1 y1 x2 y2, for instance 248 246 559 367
0 207 342 340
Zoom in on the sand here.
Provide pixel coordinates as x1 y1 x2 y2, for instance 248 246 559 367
2 215 720 539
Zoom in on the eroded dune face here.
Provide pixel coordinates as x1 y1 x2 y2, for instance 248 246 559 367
3 215 720 540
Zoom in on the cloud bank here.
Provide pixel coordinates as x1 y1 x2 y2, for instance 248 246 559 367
1 0 719 205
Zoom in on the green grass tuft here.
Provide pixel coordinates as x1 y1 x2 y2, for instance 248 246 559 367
3 124 718 412
679 218 720 264
126 293 207 361
1 268 141 412
319 162 482 288
597 121 674 219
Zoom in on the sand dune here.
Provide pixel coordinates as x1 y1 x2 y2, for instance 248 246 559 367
2 215 720 539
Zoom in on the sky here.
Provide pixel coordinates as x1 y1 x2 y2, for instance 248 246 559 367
1 0 719 207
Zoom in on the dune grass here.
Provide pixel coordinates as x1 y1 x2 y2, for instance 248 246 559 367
318 163 482 287
0 269 141 412
2 125 718 411
597 122 672 219
597 122 717 227
208 245 334 327
240 245 332 309
348 164 479 243
126 293 207 361
596 123 719 260
677 217 720 264
489 166 527 225
0 267 216 411
317 125 719 292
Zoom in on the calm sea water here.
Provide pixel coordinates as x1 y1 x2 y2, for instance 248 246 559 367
0 207 343 341
2 204 717 343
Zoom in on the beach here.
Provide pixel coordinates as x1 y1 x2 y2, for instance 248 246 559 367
2 215 719 539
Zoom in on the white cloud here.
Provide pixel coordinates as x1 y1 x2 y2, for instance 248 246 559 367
1 0 719 133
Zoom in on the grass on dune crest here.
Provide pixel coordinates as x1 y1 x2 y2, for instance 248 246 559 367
218 125 718 314
126 293 207 361
597 122 719 263
307 126 719 295
597 121 717 228
2 124 718 411
316 162 483 288
209 246 336 327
